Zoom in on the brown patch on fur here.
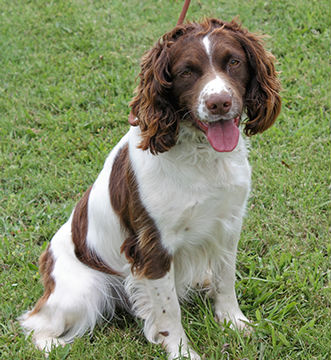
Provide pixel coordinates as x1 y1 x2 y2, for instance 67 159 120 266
29 245 55 315
159 331 169 337
72 186 121 275
109 144 172 279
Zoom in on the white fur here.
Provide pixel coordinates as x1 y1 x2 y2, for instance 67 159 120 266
197 76 231 121
20 122 251 359
125 265 200 359
203 35 211 56
19 220 126 351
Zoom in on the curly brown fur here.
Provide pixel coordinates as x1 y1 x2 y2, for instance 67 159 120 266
130 18 281 153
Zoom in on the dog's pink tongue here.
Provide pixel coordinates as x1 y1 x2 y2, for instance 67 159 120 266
206 120 239 152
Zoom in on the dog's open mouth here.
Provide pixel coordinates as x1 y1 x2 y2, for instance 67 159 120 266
195 117 240 152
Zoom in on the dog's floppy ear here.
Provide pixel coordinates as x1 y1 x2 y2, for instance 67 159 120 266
235 30 281 136
130 38 179 155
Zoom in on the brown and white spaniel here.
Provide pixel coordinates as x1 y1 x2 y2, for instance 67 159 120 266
20 19 281 359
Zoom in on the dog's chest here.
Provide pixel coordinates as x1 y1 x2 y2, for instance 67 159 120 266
132 146 251 250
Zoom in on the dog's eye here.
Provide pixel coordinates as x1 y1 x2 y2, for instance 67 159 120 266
180 69 192 78
229 59 240 67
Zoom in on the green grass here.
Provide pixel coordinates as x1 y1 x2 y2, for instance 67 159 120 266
0 0 330 359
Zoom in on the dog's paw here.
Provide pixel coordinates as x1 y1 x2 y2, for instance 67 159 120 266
215 309 252 334
168 347 201 360
30 335 67 357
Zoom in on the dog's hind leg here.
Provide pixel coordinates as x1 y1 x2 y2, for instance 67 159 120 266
19 221 120 352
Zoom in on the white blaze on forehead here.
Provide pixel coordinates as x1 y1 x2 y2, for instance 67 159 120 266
202 35 211 57
198 34 232 121
197 76 231 121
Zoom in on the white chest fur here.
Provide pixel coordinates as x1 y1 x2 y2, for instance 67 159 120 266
129 126 251 254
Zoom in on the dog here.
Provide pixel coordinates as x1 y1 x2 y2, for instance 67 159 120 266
20 18 281 359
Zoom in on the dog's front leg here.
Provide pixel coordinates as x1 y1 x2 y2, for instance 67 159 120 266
212 227 251 332
125 264 200 360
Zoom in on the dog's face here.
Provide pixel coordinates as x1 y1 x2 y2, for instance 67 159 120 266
130 19 281 154
170 30 250 151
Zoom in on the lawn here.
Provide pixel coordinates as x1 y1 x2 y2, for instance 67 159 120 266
0 0 330 359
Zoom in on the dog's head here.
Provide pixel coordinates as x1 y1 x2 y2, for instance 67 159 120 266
130 18 281 154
